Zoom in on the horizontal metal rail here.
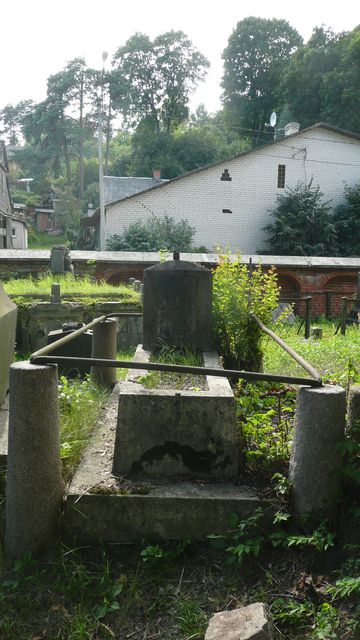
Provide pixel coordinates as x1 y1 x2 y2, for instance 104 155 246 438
29 312 322 387
251 313 322 383
30 354 322 387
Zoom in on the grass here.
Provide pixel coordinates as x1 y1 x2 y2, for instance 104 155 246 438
28 230 68 249
141 342 205 390
263 319 360 385
3 273 140 303
59 375 110 482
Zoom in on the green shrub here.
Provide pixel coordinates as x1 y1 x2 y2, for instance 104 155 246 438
212 253 280 370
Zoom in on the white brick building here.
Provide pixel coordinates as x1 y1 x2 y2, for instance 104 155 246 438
103 124 360 253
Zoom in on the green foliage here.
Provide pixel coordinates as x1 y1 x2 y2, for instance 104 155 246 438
236 383 296 466
106 215 195 252
222 17 302 144
328 576 360 599
111 30 209 133
333 181 360 256
263 181 337 256
140 539 191 563
4 273 139 302
212 253 280 370
59 376 109 480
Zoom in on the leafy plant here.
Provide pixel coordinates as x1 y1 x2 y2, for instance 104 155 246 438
236 382 296 466
212 252 280 370
59 375 109 480
106 215 195 252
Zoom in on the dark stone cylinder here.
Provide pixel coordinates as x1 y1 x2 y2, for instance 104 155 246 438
142 260 212 352
90 318 117 387
5 362 64 559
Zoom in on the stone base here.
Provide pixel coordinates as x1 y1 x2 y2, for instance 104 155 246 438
65 386 270 544
205 603 274 640
113 347 240 478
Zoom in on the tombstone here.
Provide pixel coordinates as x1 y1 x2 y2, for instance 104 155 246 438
142 253 212 351
0 284 17 406
271 302 295 325
50 245 73 275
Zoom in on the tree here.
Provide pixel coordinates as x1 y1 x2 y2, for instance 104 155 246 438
222 17 302 144
47 58 99 197
333 182 360 256
0 101 33 145
281 26 342 129
111 31 209 133
263 181 337 256
53 186 83 248
107 215 195 252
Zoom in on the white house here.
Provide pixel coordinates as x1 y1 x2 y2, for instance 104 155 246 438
103 123 360 254
0 142 27 249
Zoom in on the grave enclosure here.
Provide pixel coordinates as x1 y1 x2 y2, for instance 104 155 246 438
3 255 349 558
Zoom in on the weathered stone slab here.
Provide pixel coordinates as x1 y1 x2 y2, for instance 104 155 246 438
205 603 273 640
65 386 269 544
143 259 212 351
112 348 239 478
0 283 17 405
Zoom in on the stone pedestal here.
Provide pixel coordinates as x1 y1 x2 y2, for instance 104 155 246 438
5 362 64 559
290 385 346 517
91 318 117 387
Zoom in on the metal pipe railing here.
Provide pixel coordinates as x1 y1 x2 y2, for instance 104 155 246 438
251 313 322 384
30 354 322 387
30 312 143 360
29 311 322 388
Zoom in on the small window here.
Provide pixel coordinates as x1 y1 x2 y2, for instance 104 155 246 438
12 227 16 237
220 169 232 181
222 208 232 214
277 165 286 188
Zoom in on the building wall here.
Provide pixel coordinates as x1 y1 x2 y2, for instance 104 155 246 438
11 220 28 249
105 128 360 254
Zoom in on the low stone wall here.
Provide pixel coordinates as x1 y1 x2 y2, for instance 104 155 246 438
16 301 142 353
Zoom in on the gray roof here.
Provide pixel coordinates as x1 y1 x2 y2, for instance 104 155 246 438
105 123 360 209
104 176 167 206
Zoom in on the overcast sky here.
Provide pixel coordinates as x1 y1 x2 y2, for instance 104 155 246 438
2 0 359 114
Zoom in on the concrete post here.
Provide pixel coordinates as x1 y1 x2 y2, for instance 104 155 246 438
347 384 360 444
5 362 64 559
50 283 61 304
90 318 117 387
289 385 346 518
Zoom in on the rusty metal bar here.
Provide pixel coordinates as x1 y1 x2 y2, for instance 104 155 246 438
29 355 322 387
30 312 143 360
341 297 348 336
251 313 322 382
30 315 107 359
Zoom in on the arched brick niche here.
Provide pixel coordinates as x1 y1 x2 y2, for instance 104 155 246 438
323 274 357 316
107 269 144 285
277 274 301 299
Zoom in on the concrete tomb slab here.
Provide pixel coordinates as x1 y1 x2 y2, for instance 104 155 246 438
112 346 239 478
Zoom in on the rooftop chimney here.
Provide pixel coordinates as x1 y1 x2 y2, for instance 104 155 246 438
153 169 161 182
284 122 300 137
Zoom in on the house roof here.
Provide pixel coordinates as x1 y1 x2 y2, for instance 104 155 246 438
104 175 167 205
104 123 360 209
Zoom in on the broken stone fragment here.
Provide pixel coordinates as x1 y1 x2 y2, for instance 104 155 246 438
205 603 273 640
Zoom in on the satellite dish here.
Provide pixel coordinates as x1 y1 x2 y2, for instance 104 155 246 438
270 112 277 127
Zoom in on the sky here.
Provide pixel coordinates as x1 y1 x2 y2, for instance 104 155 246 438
1 0 359 114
